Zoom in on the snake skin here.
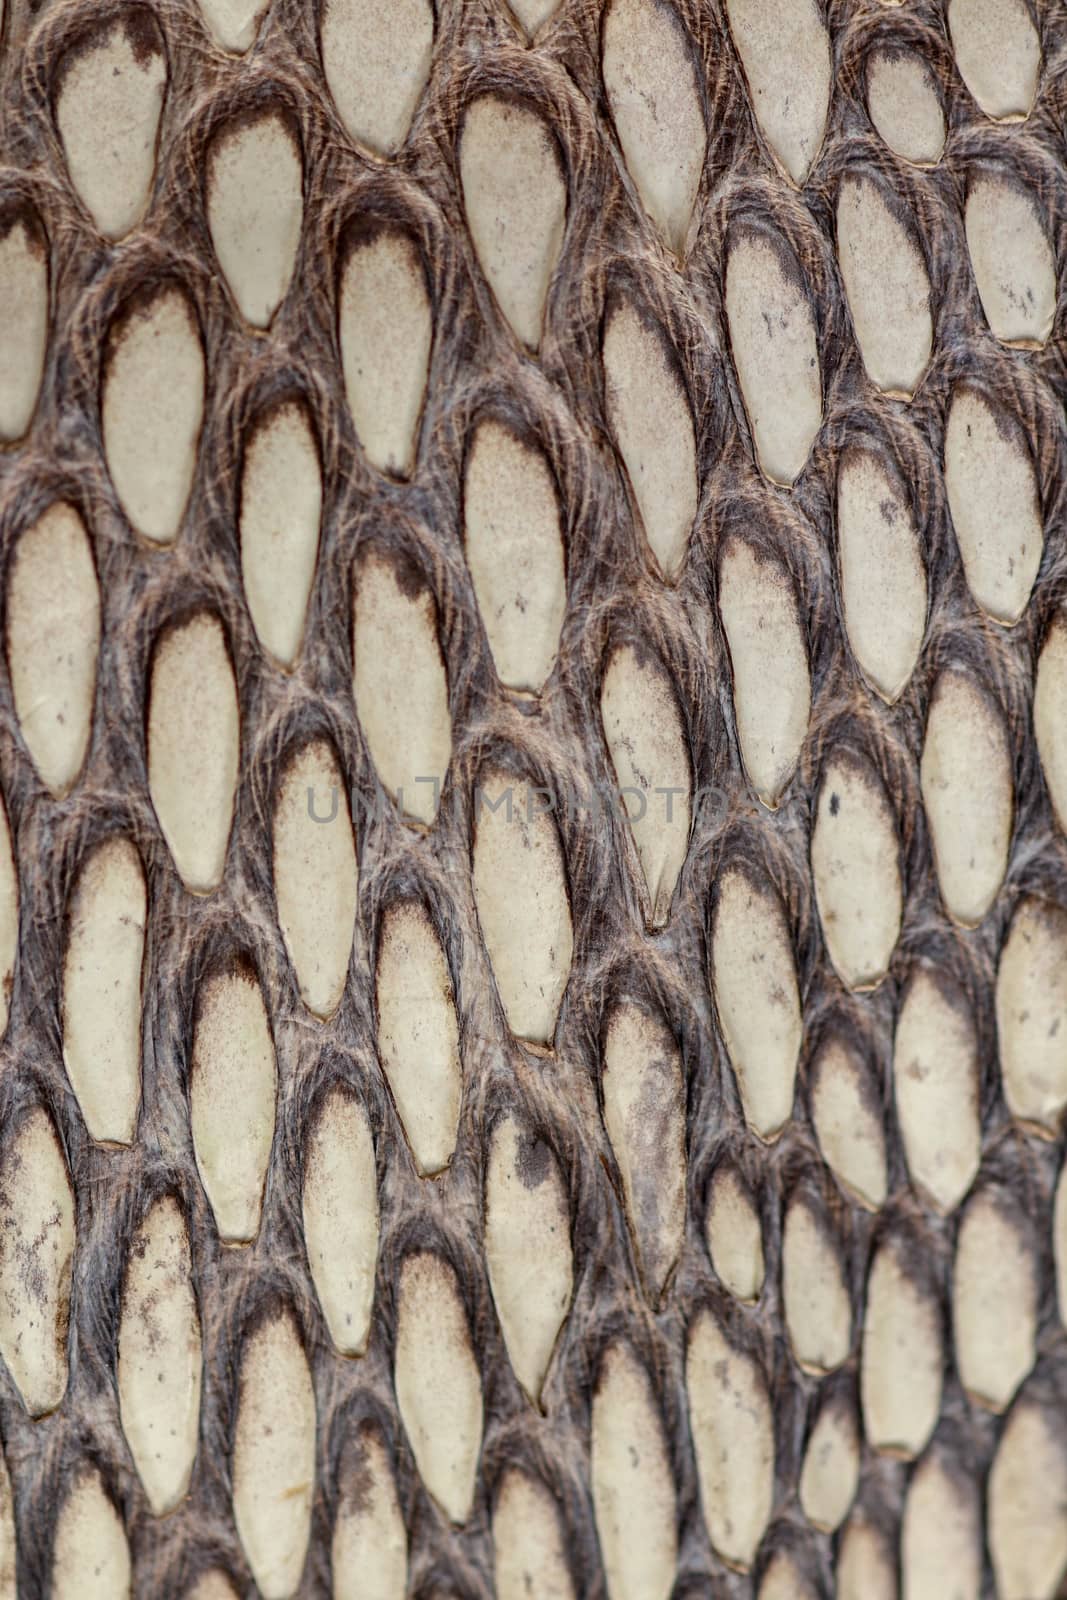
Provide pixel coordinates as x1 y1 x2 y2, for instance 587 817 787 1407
0 0 1066 1595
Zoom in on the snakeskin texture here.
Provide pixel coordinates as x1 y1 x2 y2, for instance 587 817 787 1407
0 0 1066 1595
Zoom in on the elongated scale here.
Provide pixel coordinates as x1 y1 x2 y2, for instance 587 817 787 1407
117 1195 202 1514
687 1311 774 1570
463 418 566 692
375 899 462 1174
191 963 277 1244
988 1397 1067 1600
148 613 239 893
352 549 451 825
837 448 926 702
603 300 698 580
273 740 359 1019
332 1430 407 1600
953 1188 1037 1411
62 836 146 1144
811 753 902 990
471 770 573 1046
493 1470 575 1600
966 179 1055 346
302 1087 379 1355
339 230 432 478
56 16 166 241
836 177 932 397
602 0 706 256
0 213 48 441
602 1002 686 1302
837 1516 896 1600
997 897 1067 1132
712 866 802 1139
460 96 566 350
867 52 946 165
799 1393 859 1532
103 285 205 545
726 234 822 485
944 388 1043 625
485 1113 572 1399
810 1040 888 1210
861 1237 943 1459
207 111 303 329
920 670 1012 926
240 401 322 669
7 501 99 798
232 1312 316 1600
894 969 981 1212
719 540 811 805
322 0 433 156
0 1109 75 1418
903 1451 982 1600
782 1196 852 1373
51 1471 130 1600
726 0 830 184
948 0 1040 119
591 1344 677 1600
705 1164 765 1301
600 644 690 927
394 1253 483 1523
